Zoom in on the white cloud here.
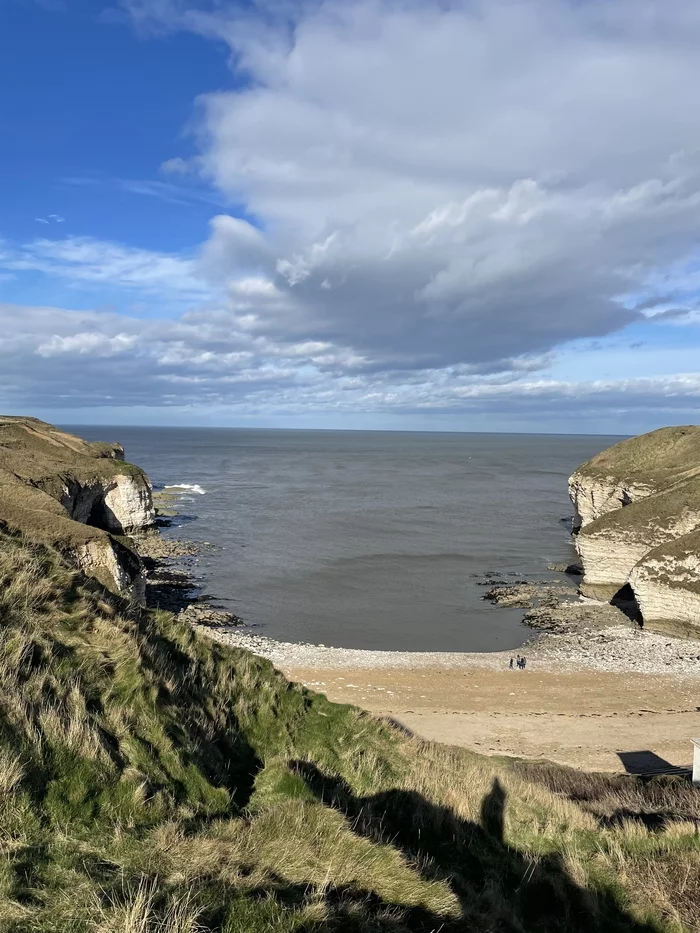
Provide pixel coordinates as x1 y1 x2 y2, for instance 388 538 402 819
1 296 698 426
116 0 700 380
6 0 700 426
37 332 138 357
1 235 211 300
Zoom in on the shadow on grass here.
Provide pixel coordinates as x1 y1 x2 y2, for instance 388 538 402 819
513 759 700 836
283 760 661 932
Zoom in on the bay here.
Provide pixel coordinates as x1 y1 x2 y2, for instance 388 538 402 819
70 427 619 652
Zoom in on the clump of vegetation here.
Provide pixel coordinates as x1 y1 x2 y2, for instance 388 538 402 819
0 529 698 932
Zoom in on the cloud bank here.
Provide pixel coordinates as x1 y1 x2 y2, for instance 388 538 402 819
4 0 700 425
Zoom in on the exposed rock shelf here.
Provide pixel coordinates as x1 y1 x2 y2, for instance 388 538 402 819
568 425 700 634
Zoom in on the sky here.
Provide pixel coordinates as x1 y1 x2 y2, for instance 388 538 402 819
2 0 700 433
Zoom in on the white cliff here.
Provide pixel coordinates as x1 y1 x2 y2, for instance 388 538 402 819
58 471 155 533
568 426 700 634
629 529 700 636
575 478 700 601
74 535 146 604
0 416 153 601
568 474 654 532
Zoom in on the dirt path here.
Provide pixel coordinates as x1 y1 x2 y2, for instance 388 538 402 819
281 666 700 772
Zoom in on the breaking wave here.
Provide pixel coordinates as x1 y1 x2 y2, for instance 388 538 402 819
164 483 207 495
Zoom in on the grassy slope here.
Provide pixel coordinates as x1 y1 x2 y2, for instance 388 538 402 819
0 417 143 495
0 532 699 933
573 426 700 488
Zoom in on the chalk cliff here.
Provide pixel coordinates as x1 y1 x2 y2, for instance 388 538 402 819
629 529 700 636
568 426 700 633
0 416 154 601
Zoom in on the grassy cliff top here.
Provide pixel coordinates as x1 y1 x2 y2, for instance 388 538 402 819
0 416 122 459
0 530 697 932
0 416 142 494
0 417 150 581
572 425 700 489
0 484 105 546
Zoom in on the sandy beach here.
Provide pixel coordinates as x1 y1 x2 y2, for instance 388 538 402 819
202 623 700 773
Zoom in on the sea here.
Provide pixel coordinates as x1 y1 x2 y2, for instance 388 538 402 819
69 428 620 653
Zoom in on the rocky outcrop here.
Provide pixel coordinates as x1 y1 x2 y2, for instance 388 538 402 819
569 474 654 532
629 529 700 636
56 472 154 532
0 416 154 601
569 426 700 530
575 478 700 600
568 426 700 633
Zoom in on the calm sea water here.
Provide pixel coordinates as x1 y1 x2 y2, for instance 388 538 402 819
69 428 619 652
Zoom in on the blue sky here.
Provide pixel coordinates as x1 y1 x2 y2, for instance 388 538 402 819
2 0 700 432
1 0 229 249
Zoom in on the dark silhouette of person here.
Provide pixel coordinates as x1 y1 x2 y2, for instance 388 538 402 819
509 657 514 669
480 776 506 842
289 759 660 933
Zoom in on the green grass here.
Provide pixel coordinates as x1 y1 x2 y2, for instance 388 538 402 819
573 426 700 489
0 416 146 495
0 415 151 542
0 530 698 932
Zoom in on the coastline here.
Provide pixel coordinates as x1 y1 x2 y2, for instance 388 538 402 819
196 617 700 677
145 488 700 774
196 624 700 773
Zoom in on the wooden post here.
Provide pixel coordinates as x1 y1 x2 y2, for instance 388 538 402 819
692 739 700 786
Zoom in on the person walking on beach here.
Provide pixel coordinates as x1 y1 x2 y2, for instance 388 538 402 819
509 657 514 669
521 656 527 669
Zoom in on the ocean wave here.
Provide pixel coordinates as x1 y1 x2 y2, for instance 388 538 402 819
164 483 207 495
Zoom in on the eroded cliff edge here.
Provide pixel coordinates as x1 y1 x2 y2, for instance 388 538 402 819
0 416 154 601
569 425 700 635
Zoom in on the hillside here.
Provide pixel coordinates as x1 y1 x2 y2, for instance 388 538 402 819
0 530 699 931
569 427 700 633
0 416 154 601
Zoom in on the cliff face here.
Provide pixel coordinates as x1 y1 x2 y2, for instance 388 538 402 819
57 472 154 533
568 474 655 532
0 416 154 601
629 529 700 636
568 426 700 633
